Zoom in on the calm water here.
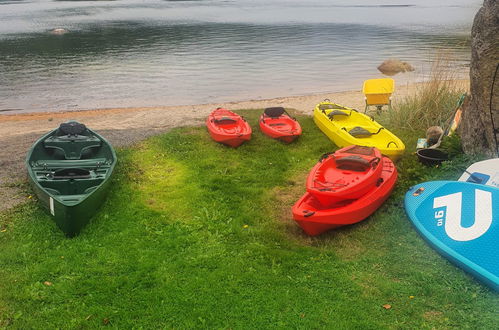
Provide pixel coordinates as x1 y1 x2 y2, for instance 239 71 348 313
0 0 481 113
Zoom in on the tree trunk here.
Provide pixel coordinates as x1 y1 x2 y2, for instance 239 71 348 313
460 0 499 157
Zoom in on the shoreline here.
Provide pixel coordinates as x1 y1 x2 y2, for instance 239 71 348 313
0 79 469 211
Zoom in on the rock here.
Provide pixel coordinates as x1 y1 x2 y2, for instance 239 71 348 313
377 59 415 76
50 28 69 35
460 0 499 157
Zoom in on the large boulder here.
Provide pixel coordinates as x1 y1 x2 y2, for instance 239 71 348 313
460 0 499 157
377 59 415 76
50 28 69 35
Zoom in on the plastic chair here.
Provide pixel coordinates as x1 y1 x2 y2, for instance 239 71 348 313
362 78 394 113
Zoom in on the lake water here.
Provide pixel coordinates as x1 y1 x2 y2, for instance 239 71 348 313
0 0 481 113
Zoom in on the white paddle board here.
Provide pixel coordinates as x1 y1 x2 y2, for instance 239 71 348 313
459 158 499 187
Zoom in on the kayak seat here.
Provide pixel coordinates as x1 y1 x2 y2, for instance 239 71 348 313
44 137 102 160
336 155 370 172
348 126 384 138
346 145 374 156
319 104 348 111
328 110 349 119
214 117 237 125
264 107 285 118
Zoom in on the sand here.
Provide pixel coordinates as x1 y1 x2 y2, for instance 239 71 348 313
0 80 469 211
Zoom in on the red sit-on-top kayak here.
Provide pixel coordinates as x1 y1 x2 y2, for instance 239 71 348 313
259 107 302 143
292 156 397 236
306 145 383 206
206 108 252 148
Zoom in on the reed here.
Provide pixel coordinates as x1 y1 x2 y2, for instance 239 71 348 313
380 51 466 131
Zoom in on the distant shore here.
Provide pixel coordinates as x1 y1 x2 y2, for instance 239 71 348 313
0 79 469 211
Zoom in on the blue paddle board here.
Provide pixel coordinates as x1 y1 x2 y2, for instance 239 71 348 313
405 181 499 291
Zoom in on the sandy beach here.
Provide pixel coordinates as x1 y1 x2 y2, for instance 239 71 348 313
0 80 469 211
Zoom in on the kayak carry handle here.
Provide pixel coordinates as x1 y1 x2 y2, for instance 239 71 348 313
303 211 315 217
387 141 398 148
336 155 371 172
319 152 334 162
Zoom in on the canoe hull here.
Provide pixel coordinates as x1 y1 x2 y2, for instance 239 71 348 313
293 157 397 236
26 121 116 237
29 175 112 237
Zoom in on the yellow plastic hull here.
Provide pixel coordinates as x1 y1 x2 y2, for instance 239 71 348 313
313 101 405 161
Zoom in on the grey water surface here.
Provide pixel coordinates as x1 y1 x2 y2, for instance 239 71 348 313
0 0 481 113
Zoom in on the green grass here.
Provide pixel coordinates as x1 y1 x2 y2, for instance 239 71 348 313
379 51 466 132
0 110 498 329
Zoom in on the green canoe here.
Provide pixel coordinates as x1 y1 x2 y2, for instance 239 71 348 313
26 121 117 237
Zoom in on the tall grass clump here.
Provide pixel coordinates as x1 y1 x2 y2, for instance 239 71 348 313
379 51 466 131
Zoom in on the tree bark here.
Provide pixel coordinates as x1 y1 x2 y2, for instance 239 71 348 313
460 0 499 157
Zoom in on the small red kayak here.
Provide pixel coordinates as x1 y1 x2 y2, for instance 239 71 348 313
306 145 383 206
259 107 302 143
292 156 397 236
206 108 252 148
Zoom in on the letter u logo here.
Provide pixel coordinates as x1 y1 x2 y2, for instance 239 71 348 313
433 189 493 241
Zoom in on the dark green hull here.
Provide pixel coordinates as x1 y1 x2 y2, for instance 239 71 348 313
26 121 116 237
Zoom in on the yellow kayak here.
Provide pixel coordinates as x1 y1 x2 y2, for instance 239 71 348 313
313 100 405 160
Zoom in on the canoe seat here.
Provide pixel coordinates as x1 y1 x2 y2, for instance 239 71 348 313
59 122 87 136
52 168 92 179
44 136 101 160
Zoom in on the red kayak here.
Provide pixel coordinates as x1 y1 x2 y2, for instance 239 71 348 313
206 108 252 147
306 145 383 206
292 156 397 236
259 107 302 143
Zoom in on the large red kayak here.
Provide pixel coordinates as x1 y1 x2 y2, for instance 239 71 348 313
259 107 302 143
206 108 252 148
306 145 383 206
292 156 397 236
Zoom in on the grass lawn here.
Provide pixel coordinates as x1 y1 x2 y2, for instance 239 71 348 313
0 110 498 328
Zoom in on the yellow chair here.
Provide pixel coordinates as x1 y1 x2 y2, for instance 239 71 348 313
362 78 394 113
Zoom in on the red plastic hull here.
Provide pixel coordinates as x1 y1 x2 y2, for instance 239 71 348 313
259 114 302 143
206 108 252 148
306 145 383 206
293 157 397 236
